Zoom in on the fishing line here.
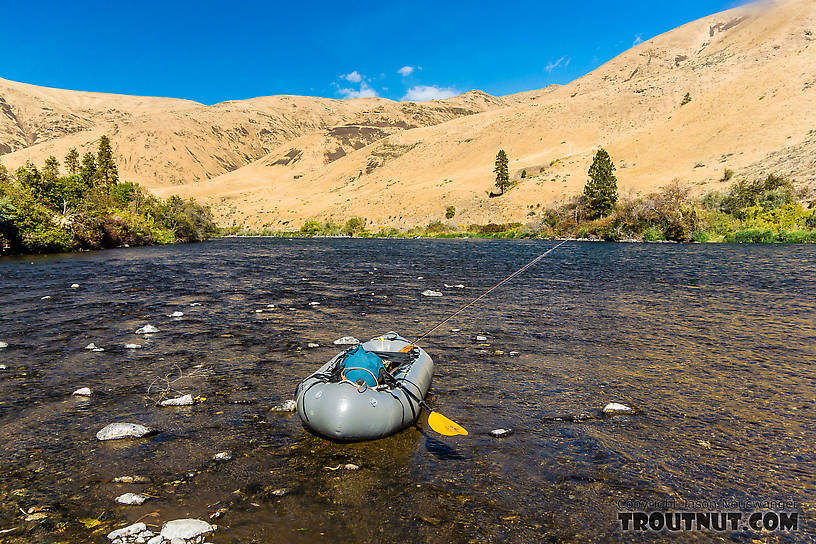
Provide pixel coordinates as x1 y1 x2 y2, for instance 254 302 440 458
412 240 568 342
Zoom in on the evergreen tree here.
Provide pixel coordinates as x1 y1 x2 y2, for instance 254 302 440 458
43 156 60 182
16 162 43 193
583 148 618 219
494 150 510 194
80 152 97 186
64 148 80 175
96 135 118 187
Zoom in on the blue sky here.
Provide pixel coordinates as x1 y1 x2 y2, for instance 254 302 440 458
1 0 747 104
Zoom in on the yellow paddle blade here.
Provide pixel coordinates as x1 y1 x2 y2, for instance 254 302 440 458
427 411 468 436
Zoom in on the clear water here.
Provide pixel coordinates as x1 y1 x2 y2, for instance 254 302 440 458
0 238 814 543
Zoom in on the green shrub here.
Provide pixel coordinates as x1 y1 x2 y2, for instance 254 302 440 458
692 230 711 243
728 229 776 243
445 206 456 219
643 227 664 241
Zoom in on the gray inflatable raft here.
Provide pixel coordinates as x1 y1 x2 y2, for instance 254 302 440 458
295 332 433 441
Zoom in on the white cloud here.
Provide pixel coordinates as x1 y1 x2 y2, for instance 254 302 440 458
545 56 569 73
338 81 379 99
397 65 415 77
341 70 363 83
402 85 459 102
632 34 644 46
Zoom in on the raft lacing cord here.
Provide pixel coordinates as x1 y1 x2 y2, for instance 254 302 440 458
412 240 568 343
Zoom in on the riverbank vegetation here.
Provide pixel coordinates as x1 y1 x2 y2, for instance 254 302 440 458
227 170 815 243
0 137 217 255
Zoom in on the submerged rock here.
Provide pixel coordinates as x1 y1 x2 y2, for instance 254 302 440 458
159 519 214 541
190 302 202 307
159 394 193 407
309 301 320 306
0 364 7 370
333 336 359 346
271 399 297 412
422 290 443 297
213 451 232 462
0 341 7 348
602 402 633 414
115 492 150 505
343 463 360 470
135 324 159 335
490 428 513 438
474 335 487 342
124 344 142 349
169 311 184 318
70 283 80 289
72 387 92 397
307 342 320 348
509 351 520 357
97 423 155 441
113 476 151 484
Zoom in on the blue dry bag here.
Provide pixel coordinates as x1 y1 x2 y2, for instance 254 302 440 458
342 345 385 387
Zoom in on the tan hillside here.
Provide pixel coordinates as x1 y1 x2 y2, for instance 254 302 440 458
2 0 815 228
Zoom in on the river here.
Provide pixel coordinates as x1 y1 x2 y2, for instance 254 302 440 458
0 238 814 543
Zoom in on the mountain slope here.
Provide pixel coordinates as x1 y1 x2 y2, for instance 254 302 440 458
2 0 814 228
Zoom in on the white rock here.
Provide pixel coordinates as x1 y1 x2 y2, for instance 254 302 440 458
490 428 513 438
266 304 276 308
159 519 214 541
603 402 633 414
85 343 98 350
450 328 461 332
422 290 443 297
108 522 147 541
509 351 520 357
417 276 424 280
0 364 6 370
92 347 105 352
454 284 465 288
333 336 359 346
213 451 232 461
271 399 297 412
72 387 92 397
474 335 487 341
309 301 320 306
307 342 320 348
96 423 155 441
343 463 360 470
41 295 52 300
135 324 159 335
269 488 289 496
255 309 263 313
159 394 193 407
190 302 202 307
115 492 150 505
146 536 164 544
124 344 142 349
70 283 80 289
0 341 7 348
169 311 184 318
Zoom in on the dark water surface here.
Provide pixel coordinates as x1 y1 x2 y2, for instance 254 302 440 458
0 238 814 543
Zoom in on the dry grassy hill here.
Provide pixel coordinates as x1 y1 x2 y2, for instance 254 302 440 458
2 0 814 229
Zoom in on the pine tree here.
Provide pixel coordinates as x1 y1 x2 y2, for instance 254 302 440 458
96 135 118 188
64 148 80 175
80 152 97 186
43 156 60 182
494 150 510 194
583 148 618 219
